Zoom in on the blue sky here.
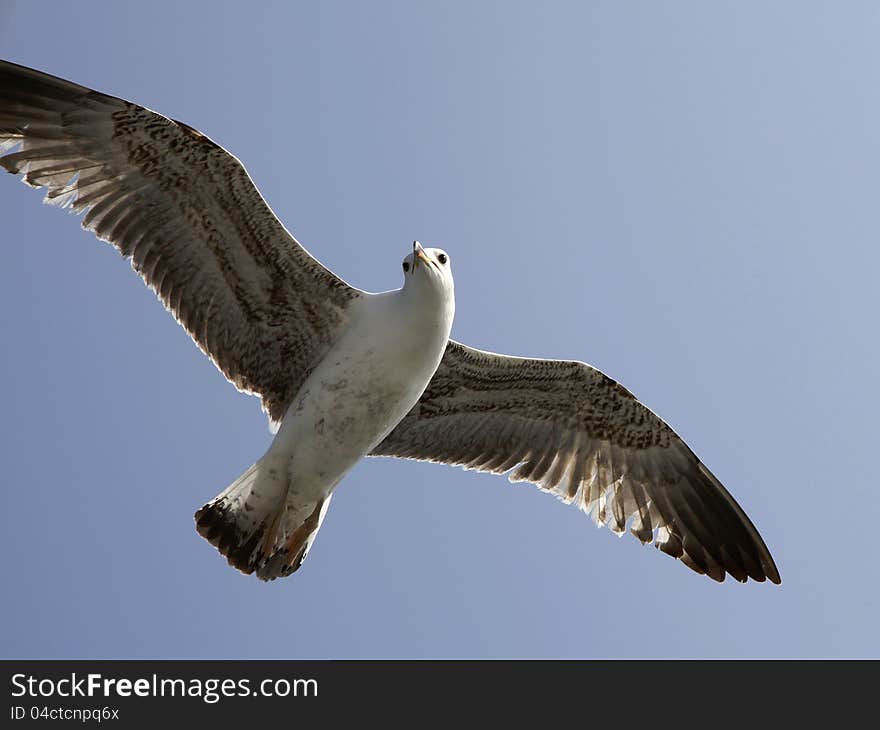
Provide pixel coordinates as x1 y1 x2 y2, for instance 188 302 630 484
1 1 877 658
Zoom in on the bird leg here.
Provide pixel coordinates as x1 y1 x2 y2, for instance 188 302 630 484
284 498 325 567
260 507 285 558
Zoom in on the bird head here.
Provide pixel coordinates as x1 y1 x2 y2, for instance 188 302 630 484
401 241 453 294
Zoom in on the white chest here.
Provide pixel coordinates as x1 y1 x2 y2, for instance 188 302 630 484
270 285 454 481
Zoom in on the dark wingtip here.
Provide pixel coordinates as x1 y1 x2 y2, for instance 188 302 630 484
765 562 782 585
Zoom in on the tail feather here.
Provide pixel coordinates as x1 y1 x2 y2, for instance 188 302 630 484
194 462 331 581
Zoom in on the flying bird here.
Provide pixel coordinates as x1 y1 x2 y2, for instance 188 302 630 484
0 60 780 584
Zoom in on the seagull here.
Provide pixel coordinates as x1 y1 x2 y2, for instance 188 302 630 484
0 59 780 584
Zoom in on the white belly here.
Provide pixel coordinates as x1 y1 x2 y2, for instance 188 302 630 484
265 288 453 498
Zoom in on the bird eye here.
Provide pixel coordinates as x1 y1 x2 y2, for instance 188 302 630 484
402 261 410 273
437 253 448 265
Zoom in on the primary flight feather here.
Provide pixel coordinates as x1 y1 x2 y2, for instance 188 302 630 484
0 60 780 584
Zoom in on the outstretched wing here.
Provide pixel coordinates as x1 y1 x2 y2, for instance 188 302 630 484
372 340 780 584
0 59 363 424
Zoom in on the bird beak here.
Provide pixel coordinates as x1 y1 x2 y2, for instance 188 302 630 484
413 240 432 270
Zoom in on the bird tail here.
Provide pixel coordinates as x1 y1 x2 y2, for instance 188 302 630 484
194 461 332 581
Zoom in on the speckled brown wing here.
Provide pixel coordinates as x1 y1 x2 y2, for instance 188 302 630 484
372 340 781 584
0 60 362 424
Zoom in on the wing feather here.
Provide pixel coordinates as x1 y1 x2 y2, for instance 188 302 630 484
0 59 363 423
372 340 780 584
